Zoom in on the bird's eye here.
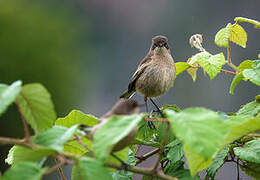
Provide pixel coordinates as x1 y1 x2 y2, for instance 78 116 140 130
164 43 169 49
152 44 157 49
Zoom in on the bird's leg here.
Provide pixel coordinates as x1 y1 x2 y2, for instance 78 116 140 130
144 97 156 129
111 153 129 170
150 98 165 118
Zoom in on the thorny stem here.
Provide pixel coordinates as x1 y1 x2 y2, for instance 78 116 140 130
15 100 31 143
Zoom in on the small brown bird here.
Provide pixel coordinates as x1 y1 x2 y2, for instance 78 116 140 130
120 35 176 117
90 98 140 152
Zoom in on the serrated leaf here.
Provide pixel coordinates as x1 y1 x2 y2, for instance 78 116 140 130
165 108 229 175
187 67 198 82
0 80 22 115
238 60 254 71
136 119 156 141
198 53 226 79
240 163 260 179
230 24 247 48
166 141 184 164
93 114 144 161
234 139 260 163
34 125 78 152
64 137 92 155
2 162 46 180
5 145 55 166
55 110 99 127
175 62 190 76
237 100 260 117
215 23 232 47
189 51 212 65
16 83 56 134
71 157 112 180
111 149 136 180
206 145 230 178
234 17 260 29
222 115 260 147
229 72 243 95
165 160 199 180
243 60 260 86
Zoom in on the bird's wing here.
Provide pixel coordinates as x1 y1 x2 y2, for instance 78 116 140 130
127 56 152 92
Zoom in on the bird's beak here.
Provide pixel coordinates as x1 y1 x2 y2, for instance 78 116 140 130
158 43 163 47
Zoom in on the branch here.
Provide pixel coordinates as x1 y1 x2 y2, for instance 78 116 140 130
221 69 237 75
74 134 95 158
15 100 31 143
144 118 169 123
135 148 160 164
55 158 67 180
106 162 178 180
245 134 260 138
152 121 170 171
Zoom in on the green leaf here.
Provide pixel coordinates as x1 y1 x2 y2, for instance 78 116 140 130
215 23 232 47
16 83 56 134
64 137 92 155
189 51 211 65
136 119 156 141
175 62 190 76
111 149 136 180
5 145 55 166
234 139 260 163
234 17 260 29
229 72 244 95
240 163 260 179
243 60 260 86
2 162 46 180
230 24 247 48
187 67 198 82
55 110 99 127
238 60 254 71
71 157 112 180
206 145 230 178
165 108 229 175
34 125 78 152
198 53 226 79
222 115 260 147
165 161 199 180
93 114 144 161
0 80 22 115
237 100 260 117
166 140 184 164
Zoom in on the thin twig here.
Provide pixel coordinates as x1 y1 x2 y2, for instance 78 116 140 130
145 118 169 123
221 69 236 75
15 100 30 143
152 121 170 171
236 159 240 180
74 134 95 157
135 148 160 164
106 162 178 180
55 158 67 180
245 134 260 138
134 144 141 155
227 41 231 64
44 162 65 175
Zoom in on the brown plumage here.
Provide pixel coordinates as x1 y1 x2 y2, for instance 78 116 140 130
120 35 176 103
90 99 140 152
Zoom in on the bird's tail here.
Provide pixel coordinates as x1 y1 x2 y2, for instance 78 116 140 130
119 90 135 99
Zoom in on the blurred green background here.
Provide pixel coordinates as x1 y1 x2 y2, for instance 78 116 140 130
0 0 259 179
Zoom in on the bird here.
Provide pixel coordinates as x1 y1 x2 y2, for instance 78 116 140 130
84 98 140 152
120 35 176 118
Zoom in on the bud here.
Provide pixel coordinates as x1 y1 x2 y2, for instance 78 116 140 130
189 34 204 52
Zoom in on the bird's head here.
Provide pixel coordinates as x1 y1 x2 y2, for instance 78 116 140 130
151 35 170 55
